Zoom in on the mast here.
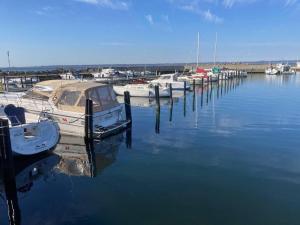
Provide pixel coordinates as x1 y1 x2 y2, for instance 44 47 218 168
214 32 218 66
196 32 200 68
5 51 11 91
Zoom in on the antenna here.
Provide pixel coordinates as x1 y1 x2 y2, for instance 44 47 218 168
214 32 218 66
7 51 11 73
196 32 200 68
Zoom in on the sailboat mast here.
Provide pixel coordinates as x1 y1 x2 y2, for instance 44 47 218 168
7 51 11 74
214 32 218 66
196 32 200 68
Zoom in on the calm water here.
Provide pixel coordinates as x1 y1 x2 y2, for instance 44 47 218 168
1 74 300 225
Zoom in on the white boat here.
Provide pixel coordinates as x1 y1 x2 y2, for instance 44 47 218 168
266 63 295 75
59 72 79 80
265 66 279 75
0 104 59 155
0 80 129 138
113 84 170 97
150 73 190 90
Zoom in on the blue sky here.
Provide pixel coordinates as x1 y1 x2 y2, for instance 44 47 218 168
0 0 300 67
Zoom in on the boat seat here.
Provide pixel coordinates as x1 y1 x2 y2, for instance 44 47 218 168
4 104 26 126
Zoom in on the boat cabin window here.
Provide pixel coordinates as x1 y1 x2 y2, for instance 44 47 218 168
57 91 81 106
86 86 118 111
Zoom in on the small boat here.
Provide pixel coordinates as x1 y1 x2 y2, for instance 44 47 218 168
178 68 218 84
0 80 129 138
113 84 170 97
150 73 190 90
59 71 80 80
0 104 59 155
266 63 295 75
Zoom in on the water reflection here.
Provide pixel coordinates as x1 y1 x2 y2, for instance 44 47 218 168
54 133 124 177
0 131 126 225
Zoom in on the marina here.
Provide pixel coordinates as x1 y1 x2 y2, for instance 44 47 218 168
1 73 300 224
1 0 300 224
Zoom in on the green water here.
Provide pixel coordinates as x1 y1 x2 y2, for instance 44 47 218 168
1 74 300 225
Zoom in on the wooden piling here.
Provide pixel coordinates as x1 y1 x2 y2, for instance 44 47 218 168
193 79 196 91
169 84 173 100
124 91 132 127
0 118 21 225
155 85 160 111
85 99 93 140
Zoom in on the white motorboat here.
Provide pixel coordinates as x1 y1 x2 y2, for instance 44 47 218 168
59 72 79 80
0 80 129 138
265 67 279 75
113 84 170 97
266 63 295 75
0 104 59 155
150 73 190 90
178 69 218 84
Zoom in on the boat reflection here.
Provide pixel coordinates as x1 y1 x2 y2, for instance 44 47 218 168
53 133 124 177
0 131 127 225
117 96 179 108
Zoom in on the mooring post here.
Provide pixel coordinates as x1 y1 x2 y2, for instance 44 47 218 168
184 81 187 96
124 91 132 127
85 99 93 140
0 119 21 225
155 85 160 111
193 79 196 92
169 84 173 100
20 77 24 89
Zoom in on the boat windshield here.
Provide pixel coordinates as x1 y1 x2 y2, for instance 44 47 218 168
86 86 118 112
55 85 118 113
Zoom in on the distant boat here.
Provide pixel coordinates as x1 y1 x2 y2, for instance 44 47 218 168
266 63 295 75
150 73 190 90
0 104 59 155
60 71 81 80
113 84 170 97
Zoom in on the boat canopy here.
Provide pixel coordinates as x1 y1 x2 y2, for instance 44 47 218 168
196 67 207 74
212 67 221 74
26 80 119 113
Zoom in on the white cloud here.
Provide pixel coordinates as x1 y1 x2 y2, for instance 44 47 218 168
168 0 223 23
145 14 154 25
222 0 257 8
202 9 223 23
34 6 55 16
75 0 129 10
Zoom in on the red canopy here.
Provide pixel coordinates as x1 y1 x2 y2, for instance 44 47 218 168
196 67 207 74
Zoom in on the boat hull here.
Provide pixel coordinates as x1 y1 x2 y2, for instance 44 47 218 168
0 94 126 137
113 85 170 97
10 120 59 155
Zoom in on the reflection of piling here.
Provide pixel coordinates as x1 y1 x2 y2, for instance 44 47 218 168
155 108 160 134
155 85 160 111
124 91 132 127
0 119 21 225
85 138 96 178
85 99 94 140
169 99 173 122
126 127 132 149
